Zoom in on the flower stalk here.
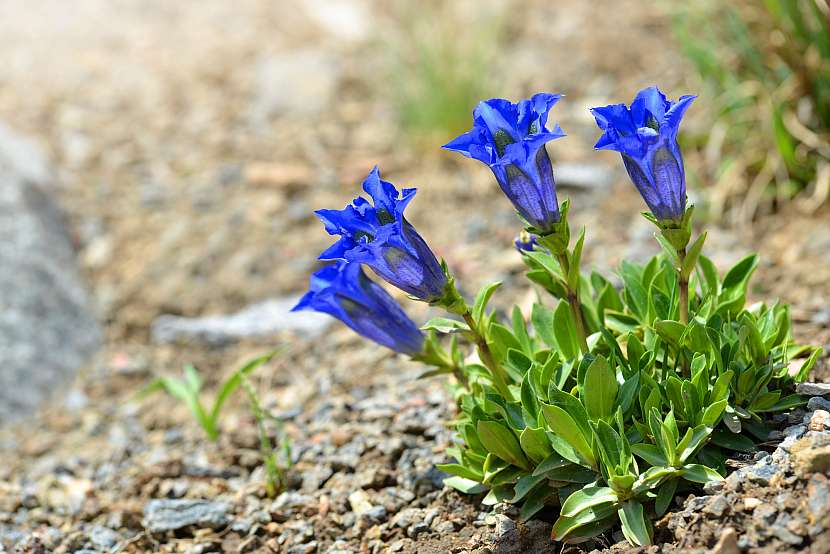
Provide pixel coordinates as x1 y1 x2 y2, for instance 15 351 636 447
461 310 513 400
554 251 590 353
677 247 689 324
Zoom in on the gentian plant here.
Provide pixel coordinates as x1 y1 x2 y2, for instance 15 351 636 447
296 88 822 546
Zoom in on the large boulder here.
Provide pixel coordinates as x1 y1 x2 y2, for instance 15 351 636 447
0 123 101 423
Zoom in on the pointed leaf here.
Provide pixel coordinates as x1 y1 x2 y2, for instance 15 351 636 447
618 500 652 546
582 355 618 421
560 485 617 518
477 420 531 470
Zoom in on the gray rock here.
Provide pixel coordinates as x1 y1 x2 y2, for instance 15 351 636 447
142 499 231 533
704 495 729 517
741 455 783 486
271 492 313 517
406 521 430 538
361 505 387 523
391 508 423 529
151 296 331 345
494 514 517 538
807 474 830 536
0 124 101 422
779 425 807 451
771 513 804 546
808 396 830 412
89 526 120 551
796 383 830 397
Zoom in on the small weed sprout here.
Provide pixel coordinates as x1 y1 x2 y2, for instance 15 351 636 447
139 350 291 497
241 377 292 498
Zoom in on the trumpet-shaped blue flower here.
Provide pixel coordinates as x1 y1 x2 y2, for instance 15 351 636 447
591 86 696 222
315 167 447 302
514 230 539 253
292 261 424 355
443 93 566 233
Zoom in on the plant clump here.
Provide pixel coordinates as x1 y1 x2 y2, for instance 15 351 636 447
294 86 822 546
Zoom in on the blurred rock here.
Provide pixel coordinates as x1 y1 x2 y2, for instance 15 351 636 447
142 499 231 533
251 50 340 124
151 296 331 346
711 527 740 554
0 124 101 423
797 383 830 397
554 162 614 190
302 0 370 43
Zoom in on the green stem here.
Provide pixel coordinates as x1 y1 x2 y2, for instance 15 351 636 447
451 365 469 389
462 311 514 401
555 253 589 353
677 248 689 324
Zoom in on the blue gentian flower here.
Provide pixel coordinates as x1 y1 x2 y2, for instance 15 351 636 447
514 230 539 253
292 261 424 355
315 167 447 302
591 86 696 222
443 93 566 233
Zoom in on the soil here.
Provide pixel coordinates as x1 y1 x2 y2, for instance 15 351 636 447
1 1 829 553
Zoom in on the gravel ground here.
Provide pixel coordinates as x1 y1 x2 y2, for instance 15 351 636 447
2 1 830 553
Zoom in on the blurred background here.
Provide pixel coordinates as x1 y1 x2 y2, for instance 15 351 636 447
0 0 828 550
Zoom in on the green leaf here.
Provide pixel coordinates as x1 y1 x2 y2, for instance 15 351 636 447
592 420 623 473
559 485 617 518
631 443 668 467
655 478 678 517
722 254 759 291
618 500 652 546
700 399 728 427
532 452 571 477
473 282 502 323
551 503 617 541
184 365 202 393
519 427 553 464
482 484 515 505
710 430 756 453
421 317 470 333
477 420 531 470
710 370 734 403
531 303 557 349
681 232 707 278
541 403 595 468
511 306 532 355
435 463 483 481
654 232 680 265
597 283 624 321
582 355 618 421
554 300 580 360
617 372 640 415
605 310 641 334
631 466 682 493
750 391 781 412
542 464 597 483
547 388 592 439
762 394 807 412
697 255 720 297
520 375 539 428
567 228 586 291
519 484 553 521
511 473 547 503
655 320 686 348
681 380 702 421
677 425 712 463
681 464 723 484
211 350 279 426
443 476 487 494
